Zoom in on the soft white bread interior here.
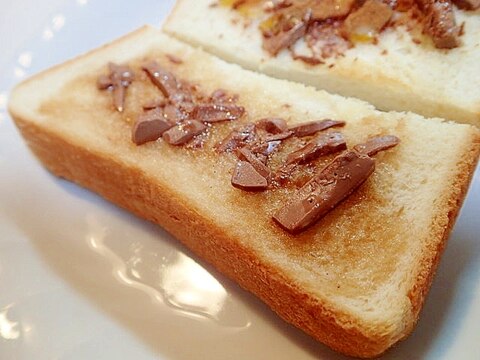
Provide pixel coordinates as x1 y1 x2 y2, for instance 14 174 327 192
163 0 480 126
8 26 480 358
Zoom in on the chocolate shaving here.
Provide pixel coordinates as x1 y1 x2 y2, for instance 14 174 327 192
132 108 174 145
354 135 400 157
273 151 375 233
264 131 293 141
453 0 480 9
262 7 312 56
342 0 393 40
237 147 271 178
418 0 460 49
143 98 167 110
97 62 134 112
163 103 189 123
162 120 207 145
256 118 289 133
231 161 268 191
192 104 245 123
216 123 257 153
142 61 179 98
289 119 345 137
286 132 347 165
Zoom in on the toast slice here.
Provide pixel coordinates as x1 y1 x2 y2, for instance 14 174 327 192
163 0 480 126
8 26 480 358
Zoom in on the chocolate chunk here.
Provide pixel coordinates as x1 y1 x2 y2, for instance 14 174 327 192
342 0 393 39
216 123 257 153
353 135 400 157
453 0 480 9
162 120 207 145
309 0 356 21
261 7 312 56
249 139 282 157
273 151 375 233
132 108 174 145
419 0 460 49
264 131 293 142
163 103 189 123
97 62 135 112
286 132 347 165
237 147 271 178
142 61 179 98
192 104 245 123
231 161 268 191
289 119 345 137
143 98 167 110
256 118 289 134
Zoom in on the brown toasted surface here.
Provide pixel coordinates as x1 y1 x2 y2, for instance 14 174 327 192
8 26 480 357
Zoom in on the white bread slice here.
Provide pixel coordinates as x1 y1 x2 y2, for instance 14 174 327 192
163 0 480 126
8 26 480 358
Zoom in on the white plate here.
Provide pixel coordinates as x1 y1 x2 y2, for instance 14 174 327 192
1 1 479 359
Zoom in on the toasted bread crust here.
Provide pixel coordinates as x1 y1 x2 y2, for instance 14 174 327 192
8 26 480 358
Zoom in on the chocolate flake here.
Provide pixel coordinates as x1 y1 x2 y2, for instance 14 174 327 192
286 132 347 165
273 151 375 233
237 147 271 178
256 118 289 133
166 54 183 64
231 161 268 191
418 0 460 49
97 62 135 112
142 61 179 98
192 104 245 123
289 119 345 137
216 123 257 153
354 135 400 157
162 120 207 145
132 108 174 145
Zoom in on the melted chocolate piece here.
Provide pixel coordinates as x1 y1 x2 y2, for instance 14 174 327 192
418 0 460 49
273 151 375 233
216 123 257 153
143 98 167 110
142 61 179 98
162 120 207 145
289 119 345 137
262 7 312 56
286 132 347 164
354 135 400 157
342 0 393 39
237 147 271 178
264 131 293 142
132 108 174 145
454 0 480 9
231 161 268 191
310 0 356 21
97 62 135 112
163 103 189 123
256 118 289 134
192 104 245 123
